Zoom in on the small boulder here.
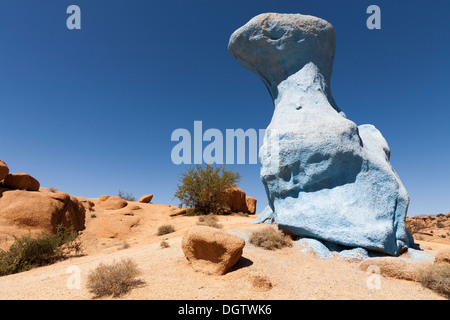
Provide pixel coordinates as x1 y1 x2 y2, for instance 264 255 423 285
435 248 450 264
182 226 245 275
169 207 188 217
222 186 248 213
0 160 9 181
359 257 419 281
338 248 369 262
3 173 40 191
245 196 257 214
98 195 128 210
295 238 333 259
139 194 153 203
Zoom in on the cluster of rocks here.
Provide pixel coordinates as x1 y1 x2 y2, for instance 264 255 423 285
0 160 40 191
222 185 257 214
0 160 86 239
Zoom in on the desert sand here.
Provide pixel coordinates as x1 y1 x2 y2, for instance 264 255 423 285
0 195 447 300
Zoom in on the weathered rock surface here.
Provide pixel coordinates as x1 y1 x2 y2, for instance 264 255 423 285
3 173 40 191
359 257 419 281
245 196 257 214
435 248 450 264
0 160 8 181
229 13 410 256
0 188 86 235
222 186 257 214
98 195 128 210
182 226 245 275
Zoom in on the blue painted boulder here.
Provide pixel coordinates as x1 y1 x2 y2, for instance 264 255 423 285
229 13 410 256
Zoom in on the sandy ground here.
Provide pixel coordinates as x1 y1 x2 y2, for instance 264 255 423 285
0 199 447 300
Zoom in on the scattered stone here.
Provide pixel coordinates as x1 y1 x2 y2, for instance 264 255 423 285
3 173 40 191
139 194 153 203
182 226 245 275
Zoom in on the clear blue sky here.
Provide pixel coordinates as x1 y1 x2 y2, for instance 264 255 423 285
0 0 449 216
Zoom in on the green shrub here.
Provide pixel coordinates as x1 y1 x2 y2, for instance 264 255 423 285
250 228 292 250
0 226 82 276
418 263 450 299
174 163 240 215
87 258 143 298
157 224 175 236
436 222 445 229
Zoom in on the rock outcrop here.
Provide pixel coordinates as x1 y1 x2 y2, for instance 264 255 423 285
229 13 410 256
222 186 257 214
0 160 8 181
98 195 128 210
3 173 40 191
245 196 257 214
182 226 245 275
0 188 86 235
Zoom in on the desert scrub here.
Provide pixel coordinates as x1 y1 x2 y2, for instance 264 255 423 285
197 215 223 229
250 228 292 250
0 226 82 276
160 240 170 248
406 219 426 234
118 189 136 202
157 224 175 236
418 263 450 299
174 163 241 215
87 258 144 298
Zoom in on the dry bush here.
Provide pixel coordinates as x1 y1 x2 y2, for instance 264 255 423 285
87 258 144 298
197 215 223 229
157 224 175 236
118 189 136 202
250 228 292 250
418 263 450 299
406 219 427 234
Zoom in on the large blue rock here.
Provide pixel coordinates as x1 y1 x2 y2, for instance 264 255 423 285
229 13 410 256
